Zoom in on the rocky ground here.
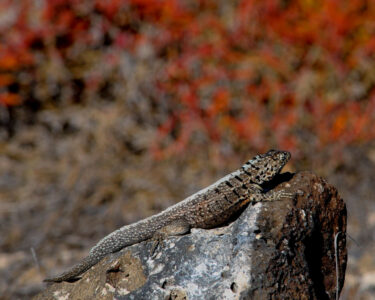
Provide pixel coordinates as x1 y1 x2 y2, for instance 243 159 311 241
0 101 374 299
34 172 347 299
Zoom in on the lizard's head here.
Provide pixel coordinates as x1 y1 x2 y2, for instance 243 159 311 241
241 149 291 184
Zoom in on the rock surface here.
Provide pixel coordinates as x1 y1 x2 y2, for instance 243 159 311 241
34 171 347 300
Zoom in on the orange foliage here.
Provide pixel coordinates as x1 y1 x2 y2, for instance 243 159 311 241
0 53 18 71
1 0 375 156
0 93 22 106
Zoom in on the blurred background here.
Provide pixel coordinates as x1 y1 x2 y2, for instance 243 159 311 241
0 0 374 299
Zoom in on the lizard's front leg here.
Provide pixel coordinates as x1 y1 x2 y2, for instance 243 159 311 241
248 188 293 204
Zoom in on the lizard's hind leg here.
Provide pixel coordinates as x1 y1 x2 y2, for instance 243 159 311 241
150 219 191 256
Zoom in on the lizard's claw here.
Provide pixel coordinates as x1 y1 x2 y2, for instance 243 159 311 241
150 232 166 257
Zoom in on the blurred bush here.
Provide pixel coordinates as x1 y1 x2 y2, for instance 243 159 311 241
1 0 375 158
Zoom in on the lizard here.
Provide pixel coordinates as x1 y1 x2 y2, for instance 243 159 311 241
44 149 291 282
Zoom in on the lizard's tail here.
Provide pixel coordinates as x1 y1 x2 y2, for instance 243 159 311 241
43 254 101 282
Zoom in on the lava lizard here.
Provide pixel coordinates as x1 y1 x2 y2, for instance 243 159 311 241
44 149 291 282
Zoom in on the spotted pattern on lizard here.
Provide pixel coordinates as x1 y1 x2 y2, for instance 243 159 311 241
44 149 291 282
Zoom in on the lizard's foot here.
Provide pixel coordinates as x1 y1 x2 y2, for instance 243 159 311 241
262 190 294 202
278 191 294 199
150 219 191 257
150 232 166 257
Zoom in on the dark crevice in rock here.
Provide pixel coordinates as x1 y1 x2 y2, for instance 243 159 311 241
304 226 328 300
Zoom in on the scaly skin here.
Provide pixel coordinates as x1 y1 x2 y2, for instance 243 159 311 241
44 149 291 282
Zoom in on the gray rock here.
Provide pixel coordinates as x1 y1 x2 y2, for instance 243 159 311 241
35 172 347 299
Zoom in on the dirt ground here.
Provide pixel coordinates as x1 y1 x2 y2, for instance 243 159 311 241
0 101 374 299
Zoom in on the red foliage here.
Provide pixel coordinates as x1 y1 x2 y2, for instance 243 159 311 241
1 0 375 157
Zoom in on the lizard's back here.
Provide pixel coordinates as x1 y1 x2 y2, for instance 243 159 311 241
44 149 291 282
